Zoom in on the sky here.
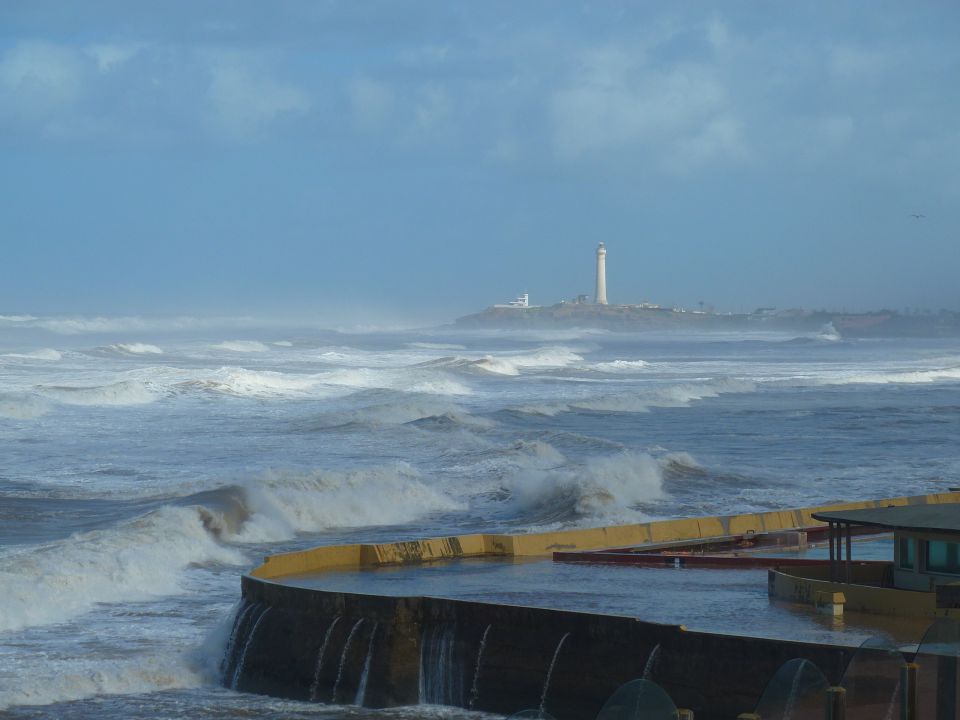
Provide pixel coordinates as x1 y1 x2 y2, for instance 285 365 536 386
1 1 959 323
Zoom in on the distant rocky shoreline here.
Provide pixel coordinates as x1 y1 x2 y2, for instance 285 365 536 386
455 303 960 338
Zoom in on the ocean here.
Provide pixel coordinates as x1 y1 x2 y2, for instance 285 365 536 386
1 314 958 718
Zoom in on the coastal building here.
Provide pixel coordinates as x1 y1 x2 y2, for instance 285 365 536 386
595 242 607 305
494 293 530 308
769 504 960 617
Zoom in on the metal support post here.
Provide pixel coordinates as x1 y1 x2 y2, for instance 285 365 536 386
901 662 918 720
845 523 852 583
825 686 846 720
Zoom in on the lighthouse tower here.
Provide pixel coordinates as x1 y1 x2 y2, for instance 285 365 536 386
595 242 608 305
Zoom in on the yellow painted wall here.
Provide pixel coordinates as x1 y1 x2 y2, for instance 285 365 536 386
251 491 960 580
768 566 952 618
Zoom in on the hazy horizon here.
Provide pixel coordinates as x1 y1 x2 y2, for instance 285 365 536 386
2 1 958 318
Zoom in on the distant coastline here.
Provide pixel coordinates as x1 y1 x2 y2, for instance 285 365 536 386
455 303 960 338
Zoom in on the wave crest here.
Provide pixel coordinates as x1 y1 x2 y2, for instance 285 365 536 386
39 380 156 406
504 450 666 526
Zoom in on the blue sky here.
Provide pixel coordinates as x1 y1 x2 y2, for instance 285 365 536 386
1 1 958 322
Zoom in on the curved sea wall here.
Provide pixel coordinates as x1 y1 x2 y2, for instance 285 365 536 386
252 492 960 579
227 575 854 720
227 492 960 718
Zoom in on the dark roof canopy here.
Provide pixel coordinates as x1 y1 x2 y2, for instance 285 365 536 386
813 504 960 534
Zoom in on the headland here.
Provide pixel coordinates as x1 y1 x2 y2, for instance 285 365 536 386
455 302 960 338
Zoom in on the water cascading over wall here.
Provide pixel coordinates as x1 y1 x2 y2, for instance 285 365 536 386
221 575 857 719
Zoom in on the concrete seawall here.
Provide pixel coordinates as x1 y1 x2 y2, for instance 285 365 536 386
231 575 854 719
229 491 960 717
252 492 960 579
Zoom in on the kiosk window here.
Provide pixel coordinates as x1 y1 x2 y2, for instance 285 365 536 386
926 540 960 575
899 537 915 569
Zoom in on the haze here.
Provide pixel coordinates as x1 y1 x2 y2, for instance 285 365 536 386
1 1 958 323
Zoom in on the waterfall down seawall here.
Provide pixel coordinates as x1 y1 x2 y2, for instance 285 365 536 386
225 574 855 719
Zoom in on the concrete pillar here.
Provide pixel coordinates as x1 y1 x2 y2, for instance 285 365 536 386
937 654 958 720
901 662 919 720
595 242 608 305
826 686 846 720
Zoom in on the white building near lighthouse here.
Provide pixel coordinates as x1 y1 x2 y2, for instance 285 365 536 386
595 242 608 305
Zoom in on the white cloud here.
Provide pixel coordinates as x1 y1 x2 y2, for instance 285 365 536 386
829 45 886 81
550 44 738 171
413 84 450 132
206 57 310 140
0 41 85 115
706 17 731 53
348 76 395 127
817 114 855 145
669 113 746 174
84 43 143 73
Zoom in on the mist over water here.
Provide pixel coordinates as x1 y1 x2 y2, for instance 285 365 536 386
2 316 960 716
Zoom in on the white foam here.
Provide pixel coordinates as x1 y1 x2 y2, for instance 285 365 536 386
1 348 62 361
179 367 324 398
593 359 650 372
215 340 270 353
505 450 666 525
823 367 960 385
110 343 163 355
0 392 51 419
472 346 584 376
659 451 705 474
318 368 472 396
221 463 466 543
516 378 755 416
0 505 243 634
329 399 492 428
0 652 202 710
407 342 468 350
39 379 156 406
273 340 294 347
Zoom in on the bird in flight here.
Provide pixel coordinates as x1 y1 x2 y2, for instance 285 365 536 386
910 213 925 220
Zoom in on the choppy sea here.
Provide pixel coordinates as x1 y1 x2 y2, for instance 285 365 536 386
1 314 958 717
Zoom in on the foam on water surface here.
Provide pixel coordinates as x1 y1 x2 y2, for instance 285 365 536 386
2 322 960 715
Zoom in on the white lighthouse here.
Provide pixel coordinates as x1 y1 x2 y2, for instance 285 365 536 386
595 242 608 305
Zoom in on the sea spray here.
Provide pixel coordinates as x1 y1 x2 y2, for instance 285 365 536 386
309 616 341 701
0 505 243 634
539 632 570 714
332 619 365 702
505 450 666 525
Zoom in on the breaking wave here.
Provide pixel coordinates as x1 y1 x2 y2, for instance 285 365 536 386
0 392 51 419
201 463 466 543
592 359 650 372
470 346 584 376
307 396 492 429
503 448 666 526
215 340 270 353
0 505 244 634
0 652 202 711
108 343 163 355
1 348 62 361
820 366 960 386
0 462 464 634
516 378 756 416
39 380 156 406
175 367 325 398
407 342 467 350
